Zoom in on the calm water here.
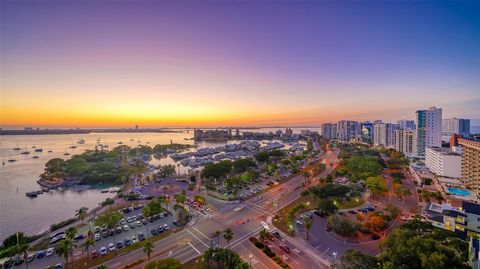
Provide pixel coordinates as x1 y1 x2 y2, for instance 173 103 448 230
0 128 315 240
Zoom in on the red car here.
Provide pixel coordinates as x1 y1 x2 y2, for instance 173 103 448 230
279 244 291 253
91 250 100 259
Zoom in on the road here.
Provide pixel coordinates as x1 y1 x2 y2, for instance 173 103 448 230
103 149 339 269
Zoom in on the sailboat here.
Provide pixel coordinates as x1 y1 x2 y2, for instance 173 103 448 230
64 148 70 156
13 144 21 151
47 147 52 153
8 154 16 162
21 146 30 155
69 142 77 149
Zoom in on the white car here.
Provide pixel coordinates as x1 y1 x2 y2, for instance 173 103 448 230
127 217 133 223
100 247 107 255
46 247 54 257
261 221 269 230
94 233 101 241
120 219 126 225
135 221 142 227
122 225 129 231
108 243 115 252
400 216 407 221
163 224 169 230
295 220 303 225
131 236 138 244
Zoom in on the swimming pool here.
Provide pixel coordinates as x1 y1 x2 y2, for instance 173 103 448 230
447 188 471 196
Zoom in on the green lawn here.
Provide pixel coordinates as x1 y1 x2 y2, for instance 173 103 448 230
334 197 365 209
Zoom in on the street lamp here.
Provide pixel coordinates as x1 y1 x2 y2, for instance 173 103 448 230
249 254 253 268
333 252 337 268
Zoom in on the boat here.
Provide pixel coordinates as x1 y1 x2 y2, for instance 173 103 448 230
7 159 16 163
35 148 43 152
47 147 52 153
21 151 30 155
64 152 70 156
100 190 109 193
118 141 123 145
13 144 21 150
25 192 38 198
69 143 77 149
33 156 39 159
77 139 85 144
130 139 134 141
32 145 36 149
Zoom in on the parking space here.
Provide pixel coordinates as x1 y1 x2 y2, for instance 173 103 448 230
11 205 176 269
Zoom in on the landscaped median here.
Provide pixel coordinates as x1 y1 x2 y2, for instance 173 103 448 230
249 237 291 269
69 227 182 269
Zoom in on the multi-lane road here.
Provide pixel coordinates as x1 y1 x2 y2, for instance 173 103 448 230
100 149 339 269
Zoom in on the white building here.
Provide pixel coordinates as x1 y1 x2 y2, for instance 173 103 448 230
373 123 397 148
395 129 414 157
397 119 415 130
442 118 470 141
425 147 461 178
415 107 442 157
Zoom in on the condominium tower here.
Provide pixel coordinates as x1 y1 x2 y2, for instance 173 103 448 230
415 107 442 157
458 138 480 196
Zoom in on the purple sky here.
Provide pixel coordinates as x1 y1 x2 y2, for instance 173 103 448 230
1 1 479 127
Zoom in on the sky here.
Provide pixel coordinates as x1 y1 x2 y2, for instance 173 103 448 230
1 0 480 128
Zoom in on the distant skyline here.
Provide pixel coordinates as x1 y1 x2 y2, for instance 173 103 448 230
1 1 479 128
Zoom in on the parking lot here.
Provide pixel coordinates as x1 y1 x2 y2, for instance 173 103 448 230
5 205 176 269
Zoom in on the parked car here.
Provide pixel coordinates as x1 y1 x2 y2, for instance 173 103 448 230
108 243 116 252
151 229 158 236
100 247 107 255
36 251 45 259
26 254 35 263
54 263 63 269
163 224 170 230
272 231 281 239
46 247 54 257
91 250 99 259
124 238 132 246
122 225 129 231
138 233 146 241
94 233 101 241
116 241 124 249
135 221 142 227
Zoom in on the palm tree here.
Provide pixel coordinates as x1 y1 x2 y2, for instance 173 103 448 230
395 186 412 202
75 207 89 224
143 240 154 261
157 195 166 209
303 215 313 240
96 211 122 253
98 265 107 269
55 239 75 269
17 243 29 269
65 227 77 240
81 237 95 260
223 228 233 248
259 229 269 250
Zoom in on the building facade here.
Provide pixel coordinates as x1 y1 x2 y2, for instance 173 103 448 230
336 120 360 141
443 118 470 137
458 138 480 195
425 147 462 178
395 129 414 157
373 123 397 148
397 119 415 130
320 123 336 139
415 107 442 157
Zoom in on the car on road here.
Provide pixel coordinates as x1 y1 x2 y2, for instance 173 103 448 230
36 251 45 259
272 231 281 239
279 244 291 253
138 233 146 241
46 247 54 257
100 247 107 255
91 250 99 259
26 254 35 263
108 243 116 252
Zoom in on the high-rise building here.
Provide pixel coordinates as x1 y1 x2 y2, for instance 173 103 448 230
458 138 480 195
373 123 397 147
442 118 470 137
425 147 462 178
336 120 360 141
395 129 414 157
397 119 416 130
361 122 374 144
415 107 442 157
320 123 336 139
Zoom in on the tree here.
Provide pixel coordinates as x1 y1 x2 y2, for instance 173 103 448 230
65 227 77 240
55 239 75 269
340 249 379 269
100 197 115 207
96 211 122 252
81 237 96 260
365 176 388 197
317 199 338 216
17 243 30 269
259 228 269 249
223 228 233 247
75 207 89 223
383 204 401 219
143 240 154 261
232 158 256 173
395 185 412 201
144 258 181 269
303 215 313 240
204 248 249 269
